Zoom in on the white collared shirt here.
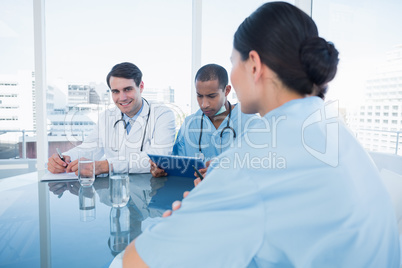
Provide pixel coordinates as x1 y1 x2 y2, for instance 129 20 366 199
64 100 176 173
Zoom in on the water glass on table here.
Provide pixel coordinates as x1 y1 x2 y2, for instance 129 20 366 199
109 159 130 207
78 150 95 187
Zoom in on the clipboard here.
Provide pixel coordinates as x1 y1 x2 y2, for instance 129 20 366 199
147 154 205 178
148 176 195 210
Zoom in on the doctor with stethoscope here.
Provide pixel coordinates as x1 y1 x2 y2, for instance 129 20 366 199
47 62 176 175
149 64 258 179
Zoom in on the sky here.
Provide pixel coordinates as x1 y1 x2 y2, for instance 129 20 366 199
313 0 402 109
1 0 402 111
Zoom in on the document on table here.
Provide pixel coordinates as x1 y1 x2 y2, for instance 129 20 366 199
41 172 78 181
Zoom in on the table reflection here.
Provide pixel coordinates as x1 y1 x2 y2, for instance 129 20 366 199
48 180 80 197
0 172 194 267
109 206 130 255
79 186 96 222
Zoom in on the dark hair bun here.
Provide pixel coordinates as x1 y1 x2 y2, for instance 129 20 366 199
299 37 339 98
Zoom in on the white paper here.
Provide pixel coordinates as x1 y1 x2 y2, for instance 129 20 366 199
40 172 78 181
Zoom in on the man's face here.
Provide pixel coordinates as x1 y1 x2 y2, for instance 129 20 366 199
109 76 144 118
196 79 229 118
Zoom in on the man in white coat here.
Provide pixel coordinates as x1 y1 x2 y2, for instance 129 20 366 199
47 62 176 174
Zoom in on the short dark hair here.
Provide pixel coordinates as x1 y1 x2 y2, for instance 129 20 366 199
106 62 143 88
195 64 228 90
234 2 339 99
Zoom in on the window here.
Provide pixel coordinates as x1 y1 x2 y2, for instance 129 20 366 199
45 0 192 156
3 0 402 164
0 1 34 160
202 0 293 103
313 1 401 155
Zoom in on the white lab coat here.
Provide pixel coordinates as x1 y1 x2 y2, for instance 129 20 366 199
64 100 176 173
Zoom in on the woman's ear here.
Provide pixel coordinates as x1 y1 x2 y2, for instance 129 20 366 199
248 50 263 82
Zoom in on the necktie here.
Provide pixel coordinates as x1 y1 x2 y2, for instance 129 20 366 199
127 119 135 134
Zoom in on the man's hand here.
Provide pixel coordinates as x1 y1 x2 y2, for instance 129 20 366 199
193 160 211 186
47 153 71 174
162 191 190 217
65 159 79 174
194 178 202 187
149 160 167 177
66 159 108 176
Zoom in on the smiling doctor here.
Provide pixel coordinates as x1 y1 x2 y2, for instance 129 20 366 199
47 62 176 175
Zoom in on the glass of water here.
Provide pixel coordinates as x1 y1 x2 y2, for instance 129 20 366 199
78 149 95 187
109 159 130 207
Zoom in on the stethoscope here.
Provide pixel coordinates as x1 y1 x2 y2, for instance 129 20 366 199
198 101 236 154
113 98 150 152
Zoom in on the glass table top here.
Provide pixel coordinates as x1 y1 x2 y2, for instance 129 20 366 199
0 172 194 268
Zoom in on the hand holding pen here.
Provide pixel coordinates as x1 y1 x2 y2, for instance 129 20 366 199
56 148 67 164
192 165 204 180
193 165 205 187
47 148 71 174
192 160 211 187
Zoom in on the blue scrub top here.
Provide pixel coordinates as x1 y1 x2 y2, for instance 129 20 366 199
172 103 258 161
136 97 400 267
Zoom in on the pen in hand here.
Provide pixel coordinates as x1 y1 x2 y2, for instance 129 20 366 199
56 148 67 165
192 165 204 180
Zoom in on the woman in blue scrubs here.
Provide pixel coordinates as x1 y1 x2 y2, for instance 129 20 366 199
124 2 400 267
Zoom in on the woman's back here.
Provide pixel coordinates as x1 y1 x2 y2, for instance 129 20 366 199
228 96 400 266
